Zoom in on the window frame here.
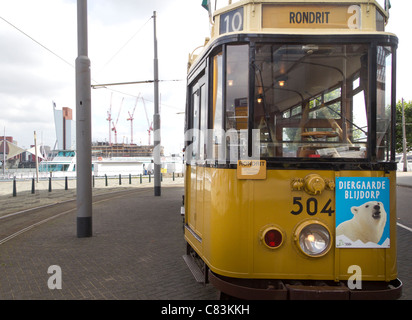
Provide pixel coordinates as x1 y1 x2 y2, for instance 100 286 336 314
185 33 398 169
247 35 397 165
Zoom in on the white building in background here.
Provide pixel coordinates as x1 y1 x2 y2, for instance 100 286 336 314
53 102 75 150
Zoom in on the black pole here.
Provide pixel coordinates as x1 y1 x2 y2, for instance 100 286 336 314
65 176 68 190
49 177 52 192
13 177 16 197
31 178 35 194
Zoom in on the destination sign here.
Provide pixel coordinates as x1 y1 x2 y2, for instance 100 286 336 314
237 160 267 180
220 7 244 35
262 4 361 29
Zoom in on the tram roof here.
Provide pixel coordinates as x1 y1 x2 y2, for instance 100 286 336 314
211 0 388 18
211 0 390 33
188 0 393 72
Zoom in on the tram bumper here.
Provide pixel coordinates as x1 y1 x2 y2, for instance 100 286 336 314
209 271 402 300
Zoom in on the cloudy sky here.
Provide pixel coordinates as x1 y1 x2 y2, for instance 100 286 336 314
0 0 210 153
0 0 410 154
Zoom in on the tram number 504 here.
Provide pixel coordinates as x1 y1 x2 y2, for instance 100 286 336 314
291 197 334 216
220 7 244 34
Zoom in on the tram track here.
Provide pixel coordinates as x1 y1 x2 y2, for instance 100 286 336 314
0 188 152 246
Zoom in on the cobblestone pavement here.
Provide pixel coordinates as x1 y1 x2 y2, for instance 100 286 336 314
0 185 219 300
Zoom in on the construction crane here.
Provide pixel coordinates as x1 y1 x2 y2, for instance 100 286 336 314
112 97 124 145
106 93 113 146
141 97 153 145
127 94 140 145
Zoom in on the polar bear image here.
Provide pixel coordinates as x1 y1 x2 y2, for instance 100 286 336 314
336 201 387 244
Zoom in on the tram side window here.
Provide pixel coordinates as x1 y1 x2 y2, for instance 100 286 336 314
253 43 369 159
191 85 200 161
212 52 224 162
376 46 393 161
226 45 249 131
188 74 207 164
225 45 249 161
199 83 207 161
211 45 249 163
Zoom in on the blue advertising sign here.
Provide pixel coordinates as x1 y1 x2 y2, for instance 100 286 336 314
335 177 390 248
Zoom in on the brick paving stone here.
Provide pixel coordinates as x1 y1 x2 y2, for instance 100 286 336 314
0 186 218 300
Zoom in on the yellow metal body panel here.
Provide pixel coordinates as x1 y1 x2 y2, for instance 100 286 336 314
184 166 398 282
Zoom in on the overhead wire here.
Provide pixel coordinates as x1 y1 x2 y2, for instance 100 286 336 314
106 85 184 112
0 15 74 68
95 16 153 76
0 14 184 111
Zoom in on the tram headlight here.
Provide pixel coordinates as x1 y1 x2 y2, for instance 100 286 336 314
295 222 331 257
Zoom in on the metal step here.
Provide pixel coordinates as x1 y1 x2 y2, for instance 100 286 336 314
182 254 205 284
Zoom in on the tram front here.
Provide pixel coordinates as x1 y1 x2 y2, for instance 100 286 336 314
185 0 402 299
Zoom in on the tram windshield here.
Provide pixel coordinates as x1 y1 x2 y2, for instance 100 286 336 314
199 41 394 164
251 43 393 160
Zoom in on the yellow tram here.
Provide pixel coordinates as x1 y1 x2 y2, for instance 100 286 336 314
183 0 402 299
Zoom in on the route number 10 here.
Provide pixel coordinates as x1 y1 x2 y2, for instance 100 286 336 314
220 7 244 34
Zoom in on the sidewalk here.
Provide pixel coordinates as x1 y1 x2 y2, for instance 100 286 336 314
396 171 412 188
0 185 219 300
0 176 184 218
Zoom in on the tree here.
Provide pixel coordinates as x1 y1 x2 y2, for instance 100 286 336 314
395 100 412 153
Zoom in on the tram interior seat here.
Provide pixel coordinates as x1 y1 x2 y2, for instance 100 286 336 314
296 118 366 158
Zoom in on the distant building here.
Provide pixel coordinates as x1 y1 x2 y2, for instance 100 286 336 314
1 135 48 169
91 142 162 158
1 136 26 168
0 136 14 153
53 102 74 150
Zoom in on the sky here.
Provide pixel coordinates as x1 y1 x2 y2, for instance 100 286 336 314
0 0 410 154
0 0 211 153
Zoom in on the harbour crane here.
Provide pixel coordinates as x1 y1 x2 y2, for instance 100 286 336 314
112 97 124 145
106 93 113 146
127 94 141 145
141 97 153 145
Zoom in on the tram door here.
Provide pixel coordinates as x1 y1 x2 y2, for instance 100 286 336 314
188 74 207 239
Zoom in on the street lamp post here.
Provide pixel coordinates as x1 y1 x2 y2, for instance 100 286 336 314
76 0 93 237
153 11 161 197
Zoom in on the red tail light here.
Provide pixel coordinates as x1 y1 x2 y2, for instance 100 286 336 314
263 228 283 249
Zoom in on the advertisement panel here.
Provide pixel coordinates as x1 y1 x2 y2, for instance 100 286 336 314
335 177 390 248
